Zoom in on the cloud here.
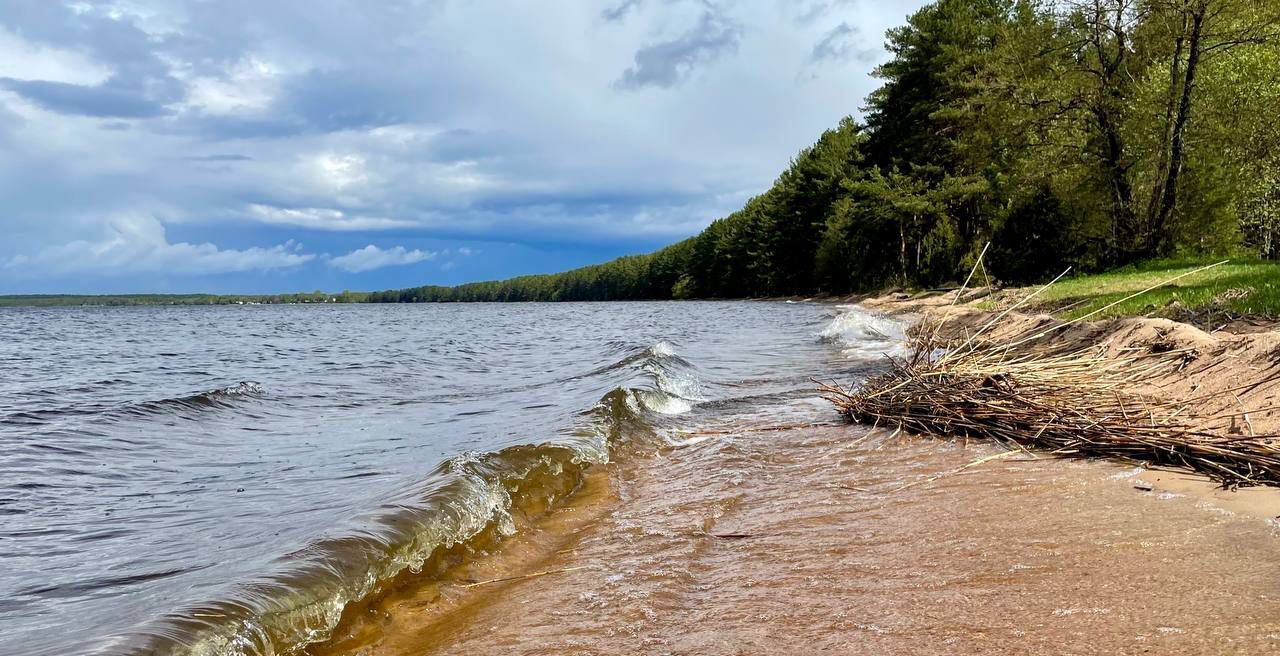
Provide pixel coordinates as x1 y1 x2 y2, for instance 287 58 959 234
602 0 644 22
246 205 417 231
328 244 436 273
0 4 185 118
3 214 314 276
186 154 253 162
0 26 112 85
180 57 281 116
791 0 859 25
0 0 925 291
810 22 877 64
614 10 742 90
0 78 172 118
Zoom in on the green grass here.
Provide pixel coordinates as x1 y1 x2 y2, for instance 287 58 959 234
1008 257 1280 321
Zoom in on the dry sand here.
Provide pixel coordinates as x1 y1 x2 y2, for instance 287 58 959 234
858 290 1280 516
860 289 1280 438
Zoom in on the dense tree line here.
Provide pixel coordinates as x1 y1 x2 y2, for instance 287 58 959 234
371 0 1280 303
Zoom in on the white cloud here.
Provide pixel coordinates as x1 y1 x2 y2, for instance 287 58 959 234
328 244 436 273
246 204 416 231
180 57 283 115
309 152 370 190
3 214 314 276
0 28 112 86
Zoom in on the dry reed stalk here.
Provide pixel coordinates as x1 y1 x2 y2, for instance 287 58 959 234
460 565 592 588
821 256 1280 488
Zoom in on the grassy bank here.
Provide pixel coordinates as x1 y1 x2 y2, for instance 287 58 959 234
999 258 1280 323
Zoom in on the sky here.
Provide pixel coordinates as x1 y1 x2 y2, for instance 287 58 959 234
0 0 924 295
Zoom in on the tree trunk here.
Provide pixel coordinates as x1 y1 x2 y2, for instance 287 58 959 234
899 220 908 285
1148 1 1207 255
1094 105 1140 260
1147 10 1188 231
1081 0 1141 263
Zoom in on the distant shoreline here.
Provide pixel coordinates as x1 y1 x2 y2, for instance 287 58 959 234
0 292 367 307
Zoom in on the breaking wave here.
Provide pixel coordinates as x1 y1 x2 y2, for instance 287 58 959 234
121 381 267 416
1 381 266 426
818 306 908 361
106 344 706 656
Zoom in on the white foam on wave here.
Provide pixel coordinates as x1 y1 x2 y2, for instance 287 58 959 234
818 305 909 361
635 390 694 415
634 341 704 415
649 341 677 358
652 365 704 402
213 381 265 396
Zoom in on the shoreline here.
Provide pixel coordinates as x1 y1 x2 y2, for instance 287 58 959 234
308 299 1280 655
311 426 1280 655
309 466 623 655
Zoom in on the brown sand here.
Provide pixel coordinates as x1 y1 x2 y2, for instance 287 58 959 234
315 424 1280 656
311 299 1280 655
860 290 1280 437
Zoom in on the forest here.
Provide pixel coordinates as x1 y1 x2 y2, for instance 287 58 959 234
369 0 1280 303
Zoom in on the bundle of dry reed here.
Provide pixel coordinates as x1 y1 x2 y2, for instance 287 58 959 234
820 258 1280 488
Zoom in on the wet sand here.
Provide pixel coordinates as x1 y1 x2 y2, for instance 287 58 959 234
310 300 1280 655
316 421 1280 655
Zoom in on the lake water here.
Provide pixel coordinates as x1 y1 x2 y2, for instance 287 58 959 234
0 302 898 655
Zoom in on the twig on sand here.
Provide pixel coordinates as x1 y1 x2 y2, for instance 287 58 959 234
708 532 756 540
676 421 837 438
885 450 1023 493
1232 392 1256 437
460 565 592 589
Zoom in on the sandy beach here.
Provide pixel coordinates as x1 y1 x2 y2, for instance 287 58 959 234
310 299 1280 655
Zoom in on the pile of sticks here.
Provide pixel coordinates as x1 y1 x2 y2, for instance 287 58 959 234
820 258 1280 488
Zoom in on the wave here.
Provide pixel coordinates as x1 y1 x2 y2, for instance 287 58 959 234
121 381 266 417
633 341 704 415
105 345 703 656
573 341 704 416
1 382 266 426
109 440 604 656
818 306 908 361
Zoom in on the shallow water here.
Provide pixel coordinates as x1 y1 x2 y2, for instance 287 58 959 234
0 301 883 655
331 411 1280 656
